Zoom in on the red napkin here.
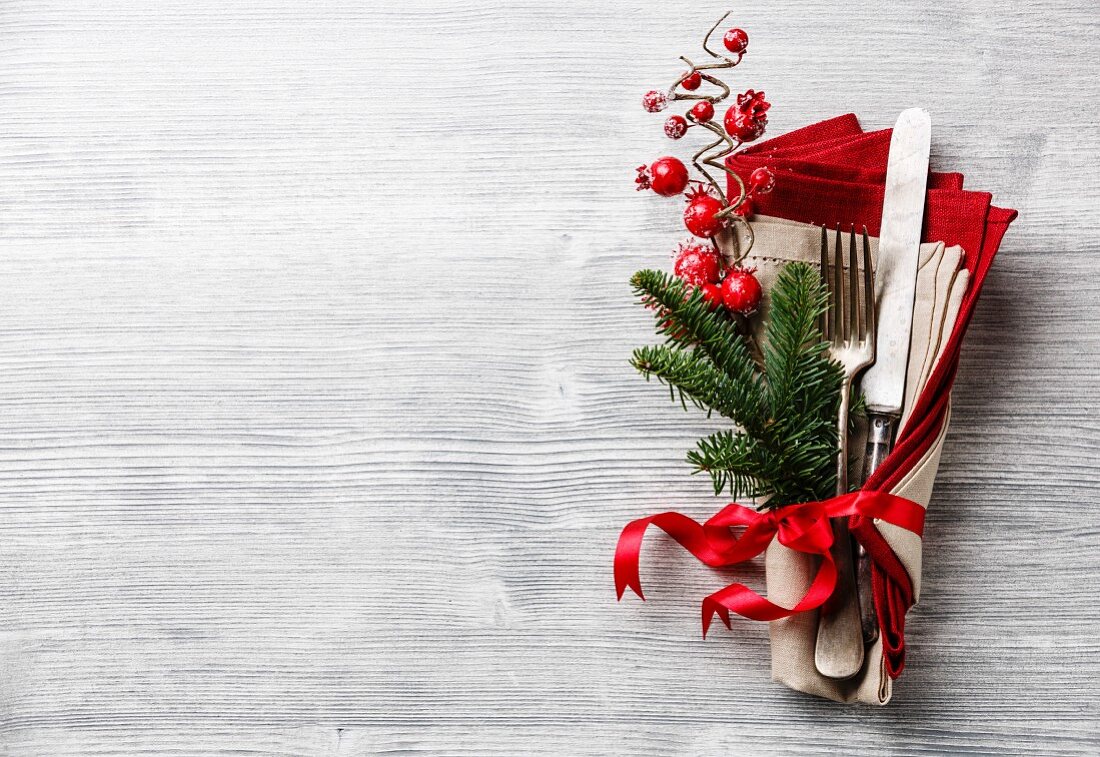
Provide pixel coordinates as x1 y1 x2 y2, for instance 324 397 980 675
726 115 1017 678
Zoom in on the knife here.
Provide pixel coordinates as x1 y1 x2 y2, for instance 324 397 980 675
856 108 931 643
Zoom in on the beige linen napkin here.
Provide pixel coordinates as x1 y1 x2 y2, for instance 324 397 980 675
718 215 967 705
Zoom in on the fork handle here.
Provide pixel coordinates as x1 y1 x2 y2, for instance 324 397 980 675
835 380 852 494
814 516 865 678
855 412 899 644
813 377 864 680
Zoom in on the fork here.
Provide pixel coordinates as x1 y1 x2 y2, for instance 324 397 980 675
814 225 876 680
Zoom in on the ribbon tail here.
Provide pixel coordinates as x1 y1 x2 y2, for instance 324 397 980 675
613 503 780 602
701 598 730 638
614 517 651 600
699 547 840 631
614 510 738 601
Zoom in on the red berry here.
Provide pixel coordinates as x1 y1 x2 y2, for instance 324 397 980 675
673 242 722 286
724 89 770 143
700 283 724 311
638 156 689 196
681 71 702 90
689 100 715 123
723 28 749 55
664 115 688 140
642 90 667 113
683 187 727 238
750 166 776 194
721 267 762 315
728 114 765 142
733 197 753 217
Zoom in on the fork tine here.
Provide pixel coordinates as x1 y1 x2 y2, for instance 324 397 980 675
833 224 844 344
862 226 875 345
848 226 859 340
820 225 831 339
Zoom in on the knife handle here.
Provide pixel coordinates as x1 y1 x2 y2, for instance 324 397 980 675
864 413 896 478
856 412 897 644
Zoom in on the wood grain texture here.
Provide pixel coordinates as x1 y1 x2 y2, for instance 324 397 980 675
0 0 1097 754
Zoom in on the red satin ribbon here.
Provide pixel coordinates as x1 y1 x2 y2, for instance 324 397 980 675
614 490 924 638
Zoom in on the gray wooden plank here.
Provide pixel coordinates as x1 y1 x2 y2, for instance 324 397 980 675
0 0 1097 754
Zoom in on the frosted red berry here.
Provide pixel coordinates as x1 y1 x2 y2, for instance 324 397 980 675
664 115 688 140
724 89 770 143
683 187 727 238
637 156 689 196
750 166 776 194
723 28 749 55
673 242 722 286
700 283 724 311
721 267 762 315
689 100 715 123
642 90 668 113
681 71 702 91
728 115 766 142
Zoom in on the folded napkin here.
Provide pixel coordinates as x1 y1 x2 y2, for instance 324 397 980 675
722 216 966 704
726 115 1017 694
732 216 966 435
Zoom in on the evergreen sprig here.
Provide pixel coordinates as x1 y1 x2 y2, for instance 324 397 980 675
630 269 766 435
631 262 842 508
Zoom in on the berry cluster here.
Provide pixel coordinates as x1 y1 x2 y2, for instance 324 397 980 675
633 13 778 242
634 13 774 318
673 242 762 316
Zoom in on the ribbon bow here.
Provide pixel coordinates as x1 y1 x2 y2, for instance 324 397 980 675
614 490 925 637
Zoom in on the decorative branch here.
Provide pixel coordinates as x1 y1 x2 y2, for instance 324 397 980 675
636 11 775 264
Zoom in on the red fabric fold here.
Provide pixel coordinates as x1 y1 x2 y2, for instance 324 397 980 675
725 115 1017 676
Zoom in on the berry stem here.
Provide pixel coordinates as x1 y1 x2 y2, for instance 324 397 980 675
679 56 743 74
689 121 749 215
690 127 733 199
671 67 732 103
641 12 765 260
702 11 739 65
667 13 755 258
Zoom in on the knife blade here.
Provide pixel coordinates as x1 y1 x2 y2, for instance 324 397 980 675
856 108 931 643
861 108 931 419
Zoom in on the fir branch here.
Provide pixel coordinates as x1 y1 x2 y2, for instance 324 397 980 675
756 263 842 506
630 260 843 507
687 429 771 498
632 344 750 421
630 269 766 432
850 389 867 425
761 263 835 418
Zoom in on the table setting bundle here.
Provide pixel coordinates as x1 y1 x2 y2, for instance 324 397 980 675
614 12 1016 705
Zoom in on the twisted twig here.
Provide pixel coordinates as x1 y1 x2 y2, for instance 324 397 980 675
665 12 755 259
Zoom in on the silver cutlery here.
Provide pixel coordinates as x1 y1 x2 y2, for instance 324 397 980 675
854 108 932 644
814 224 876 680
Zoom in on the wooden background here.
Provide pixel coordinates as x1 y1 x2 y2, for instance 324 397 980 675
1 1 1097 754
